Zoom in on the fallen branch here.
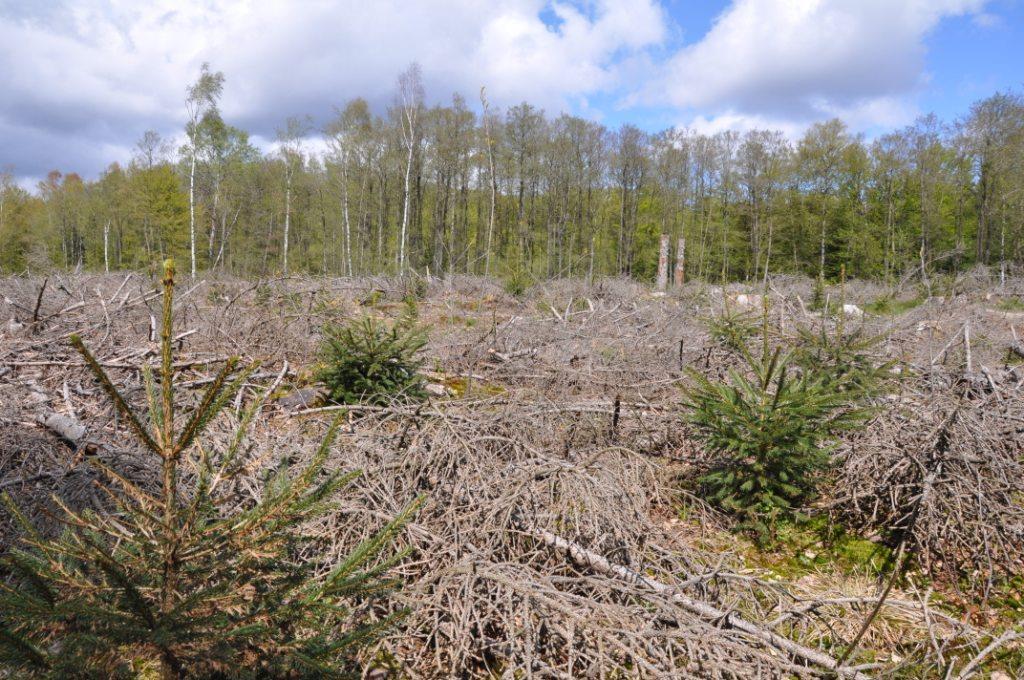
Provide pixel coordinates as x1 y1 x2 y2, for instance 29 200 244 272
31 277 48 324
524 525 869 679
953 628 1024 679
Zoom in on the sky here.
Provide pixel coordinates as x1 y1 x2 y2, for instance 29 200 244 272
0 0 1021 185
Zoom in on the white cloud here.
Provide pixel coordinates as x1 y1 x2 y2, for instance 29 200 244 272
686 111 807 140
0 0 997 178
686 94 919 143
971 11 1001 28
0 0 666 176
652 0 988 128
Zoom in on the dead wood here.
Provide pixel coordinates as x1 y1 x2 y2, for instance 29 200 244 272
524 524 869 679
2 271 1020 677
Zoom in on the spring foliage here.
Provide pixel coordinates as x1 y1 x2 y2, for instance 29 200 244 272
317 313 427 405
0 260 419 679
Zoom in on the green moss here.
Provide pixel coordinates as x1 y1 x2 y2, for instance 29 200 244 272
986 574 1024 618
743 518 892 579
443 375 506 398
864 295 924 315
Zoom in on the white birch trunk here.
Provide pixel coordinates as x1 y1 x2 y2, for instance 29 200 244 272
342 152 353 276
189 150 197 277
283 177 291 276
103 220 110 273
399 141 413 273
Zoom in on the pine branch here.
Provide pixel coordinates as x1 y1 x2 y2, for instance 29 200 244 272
70 335 161 454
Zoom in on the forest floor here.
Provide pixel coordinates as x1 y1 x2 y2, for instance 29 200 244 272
1 270 1023 678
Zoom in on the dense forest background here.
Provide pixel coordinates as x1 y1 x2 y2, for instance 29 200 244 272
1 64 1022 284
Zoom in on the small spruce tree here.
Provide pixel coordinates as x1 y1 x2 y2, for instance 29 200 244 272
0 260 419 679
317 313 427 406
685 298 874 543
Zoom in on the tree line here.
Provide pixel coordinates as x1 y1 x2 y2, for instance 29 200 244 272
1 63 1022 284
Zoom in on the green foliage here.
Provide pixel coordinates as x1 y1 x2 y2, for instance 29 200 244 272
0 260 418 679
864 295 924 315
502 270 530 297
811 276 827 311
995 296 1024 312
792 322 894 393
0 85 1022 280
402 276 429 302
683 347 872 543
705 306 759 352
317 314 428 405
358 289 385 307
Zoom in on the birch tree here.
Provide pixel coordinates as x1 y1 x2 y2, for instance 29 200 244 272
326 100 371 276
184 63 224 277
480 87 499 276
276 117 309 276
396 63 424 274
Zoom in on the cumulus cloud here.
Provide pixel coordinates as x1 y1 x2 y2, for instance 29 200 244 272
0 0 995 179
0 0 666 178
650 0 988 134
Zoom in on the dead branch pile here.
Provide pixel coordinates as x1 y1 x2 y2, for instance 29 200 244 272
2 272 1021 677
830 382 1024 597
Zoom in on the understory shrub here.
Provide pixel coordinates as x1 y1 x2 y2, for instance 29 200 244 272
318 313 427 405
0 260 418 679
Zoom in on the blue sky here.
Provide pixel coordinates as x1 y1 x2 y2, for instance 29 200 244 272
919 0 1023 120
0 0 1020 183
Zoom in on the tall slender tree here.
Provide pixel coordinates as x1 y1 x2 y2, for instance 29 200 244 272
184 63 224 277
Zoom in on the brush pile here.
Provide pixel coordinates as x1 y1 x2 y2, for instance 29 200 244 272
2 271 1022 677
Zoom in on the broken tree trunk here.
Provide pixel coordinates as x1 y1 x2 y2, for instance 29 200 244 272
656 234 670 291
526 525 869 679
674 236 686 287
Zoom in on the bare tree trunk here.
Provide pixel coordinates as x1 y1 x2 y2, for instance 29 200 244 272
208 187 219 264
103 220 110 273
399 143 413 273
674 236 686 287
819 215 827 282
481 89 498 277
999 219 1006 287
588 235 595 285
762 219 773 287
189 150 197 277
341 155 353 276
656 234 669 290
283 175 291 276
884 193 895 286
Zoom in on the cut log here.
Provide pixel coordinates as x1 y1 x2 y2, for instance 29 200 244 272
673 236 686 287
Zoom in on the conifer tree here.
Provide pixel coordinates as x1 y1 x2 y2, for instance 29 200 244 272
684 303 875 543
0 260 419 679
